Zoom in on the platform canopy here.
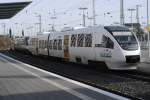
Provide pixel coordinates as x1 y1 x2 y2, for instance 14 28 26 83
0 1 31 19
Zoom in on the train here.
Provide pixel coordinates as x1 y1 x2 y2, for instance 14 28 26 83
13 25 141 70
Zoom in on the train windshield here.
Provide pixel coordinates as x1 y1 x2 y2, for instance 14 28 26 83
112 31 138 50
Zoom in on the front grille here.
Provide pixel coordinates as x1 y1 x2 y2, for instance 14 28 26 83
126 55 140 63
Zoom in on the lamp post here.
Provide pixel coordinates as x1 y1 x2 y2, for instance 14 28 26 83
147 0 150 58
136 5 142 24
92 0 96 26
120 0 125 25
128 8 136 31
35 13 42 34
49 9 57 32
79 7 88 27
51 16 57 31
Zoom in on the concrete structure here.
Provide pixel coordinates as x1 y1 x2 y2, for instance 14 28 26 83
0 53 129 100
0 1 31 19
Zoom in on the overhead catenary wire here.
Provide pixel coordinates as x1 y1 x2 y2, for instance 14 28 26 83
5 0 148 36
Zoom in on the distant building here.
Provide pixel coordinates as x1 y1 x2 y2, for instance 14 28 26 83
0 35 11 50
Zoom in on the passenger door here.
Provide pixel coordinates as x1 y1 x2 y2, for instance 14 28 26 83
94 34 114 61
63 35 70 60
100 35 114 60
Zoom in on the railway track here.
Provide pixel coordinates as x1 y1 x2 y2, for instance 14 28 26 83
2 50 150 100
117 71 150 83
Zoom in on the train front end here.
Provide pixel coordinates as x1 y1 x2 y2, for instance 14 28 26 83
104 26 141 70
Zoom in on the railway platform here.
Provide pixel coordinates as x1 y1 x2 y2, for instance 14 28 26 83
0 53 129 100
138 49 150 73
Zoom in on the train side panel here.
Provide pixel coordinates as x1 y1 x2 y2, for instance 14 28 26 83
46 32 64 58
37 34 49 56
27 36 39 55
25 26 140 70
68 28 95 64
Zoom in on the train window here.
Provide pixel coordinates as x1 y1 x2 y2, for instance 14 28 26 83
42 40 45 49
77 34 84 47
41 40 43 49
49 40 53 49
43 40 45 48
31 38 37 46
39 40 41 48
36 39 38 46
31 39 33 45
25 37 29 46
38 40 40 48
45 40 48 48
39 40 42 48
32 39 35 45
85 34 92 47
53 39 57 50
40 40 42 49
71 34 77 47
40 40 42 48
43 40 45 49
58 39 62 50
101 35 114 49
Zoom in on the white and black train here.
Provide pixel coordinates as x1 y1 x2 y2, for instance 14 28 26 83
14 26 141 70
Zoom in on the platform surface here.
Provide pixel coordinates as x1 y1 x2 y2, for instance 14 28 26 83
0 53 129 100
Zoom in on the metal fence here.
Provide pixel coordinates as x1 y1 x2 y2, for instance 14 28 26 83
139 41 149 59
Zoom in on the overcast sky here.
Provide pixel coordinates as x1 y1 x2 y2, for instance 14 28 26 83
0 0 149 36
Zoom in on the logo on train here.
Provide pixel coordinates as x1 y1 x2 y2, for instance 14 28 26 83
100 49 112 58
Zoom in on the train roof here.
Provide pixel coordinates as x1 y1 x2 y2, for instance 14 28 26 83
104 26 130 32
